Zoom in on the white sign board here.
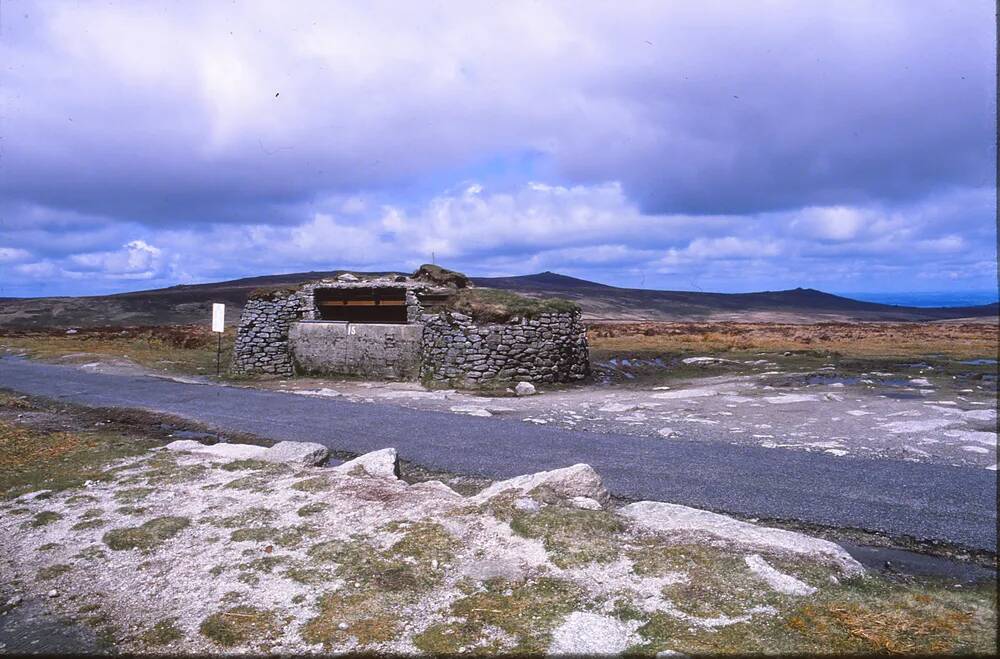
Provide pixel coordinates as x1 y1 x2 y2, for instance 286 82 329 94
212 303 225 333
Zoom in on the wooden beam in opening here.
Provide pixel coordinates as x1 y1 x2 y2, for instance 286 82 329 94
317 300 406 307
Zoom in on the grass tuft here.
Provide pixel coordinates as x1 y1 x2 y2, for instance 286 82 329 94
414 577 583 654
507 504 626 568
302 523 460 648
141 618 184 647
37 563 72 580
290 476 331 492
199 606 279 647
297 502 328 517
103 516 190 551
25 510 63 528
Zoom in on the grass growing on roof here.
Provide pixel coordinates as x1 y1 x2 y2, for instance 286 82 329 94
445 288 579 323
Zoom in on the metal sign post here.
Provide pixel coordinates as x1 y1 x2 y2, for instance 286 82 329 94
212 303 225 376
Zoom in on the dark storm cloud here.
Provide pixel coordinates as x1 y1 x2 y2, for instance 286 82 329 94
2 1 992 222
0 1 994 296
547 3 994 214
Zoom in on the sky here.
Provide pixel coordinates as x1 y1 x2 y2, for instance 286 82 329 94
0 0 996 299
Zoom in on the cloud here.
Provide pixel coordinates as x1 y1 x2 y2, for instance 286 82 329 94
687 237 782 260
0 1 994 297
916 235 964 254
66 240 165 279
4 179 993 297
791 207 866 242
0 0 993 224
0 248 32 264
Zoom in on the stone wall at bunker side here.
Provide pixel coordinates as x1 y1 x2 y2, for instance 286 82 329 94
419 309 590 385
230 292 307 377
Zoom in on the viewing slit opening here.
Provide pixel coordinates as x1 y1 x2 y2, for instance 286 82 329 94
314 287 408 323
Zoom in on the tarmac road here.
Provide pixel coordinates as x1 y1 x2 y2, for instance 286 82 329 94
1 356 995 551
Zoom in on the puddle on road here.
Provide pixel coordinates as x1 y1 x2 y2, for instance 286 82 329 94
805 375 862 386
880 391 926 400
877 378 916 387
959 358 998 366
840 542 998 585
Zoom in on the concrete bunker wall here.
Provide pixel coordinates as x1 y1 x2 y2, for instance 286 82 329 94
420 310 589 385
289 321 423 379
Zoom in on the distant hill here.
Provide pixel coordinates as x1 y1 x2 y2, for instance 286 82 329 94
470 271 1000 322
0 269 996 329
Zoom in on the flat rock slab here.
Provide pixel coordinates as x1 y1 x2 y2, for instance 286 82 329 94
260 441 329 466
165 439 328 465
620 500 863 576
164 440 266 460
332 447 400 479
472 463 609 505
449 405 493 417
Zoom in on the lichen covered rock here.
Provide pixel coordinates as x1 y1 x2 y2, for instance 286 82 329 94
472 463 610 506
261 441 329 466
619 500 864 576
332 448 401 479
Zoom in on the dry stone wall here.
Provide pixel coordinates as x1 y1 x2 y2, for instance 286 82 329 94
230 291 308 376
420 310 589 385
